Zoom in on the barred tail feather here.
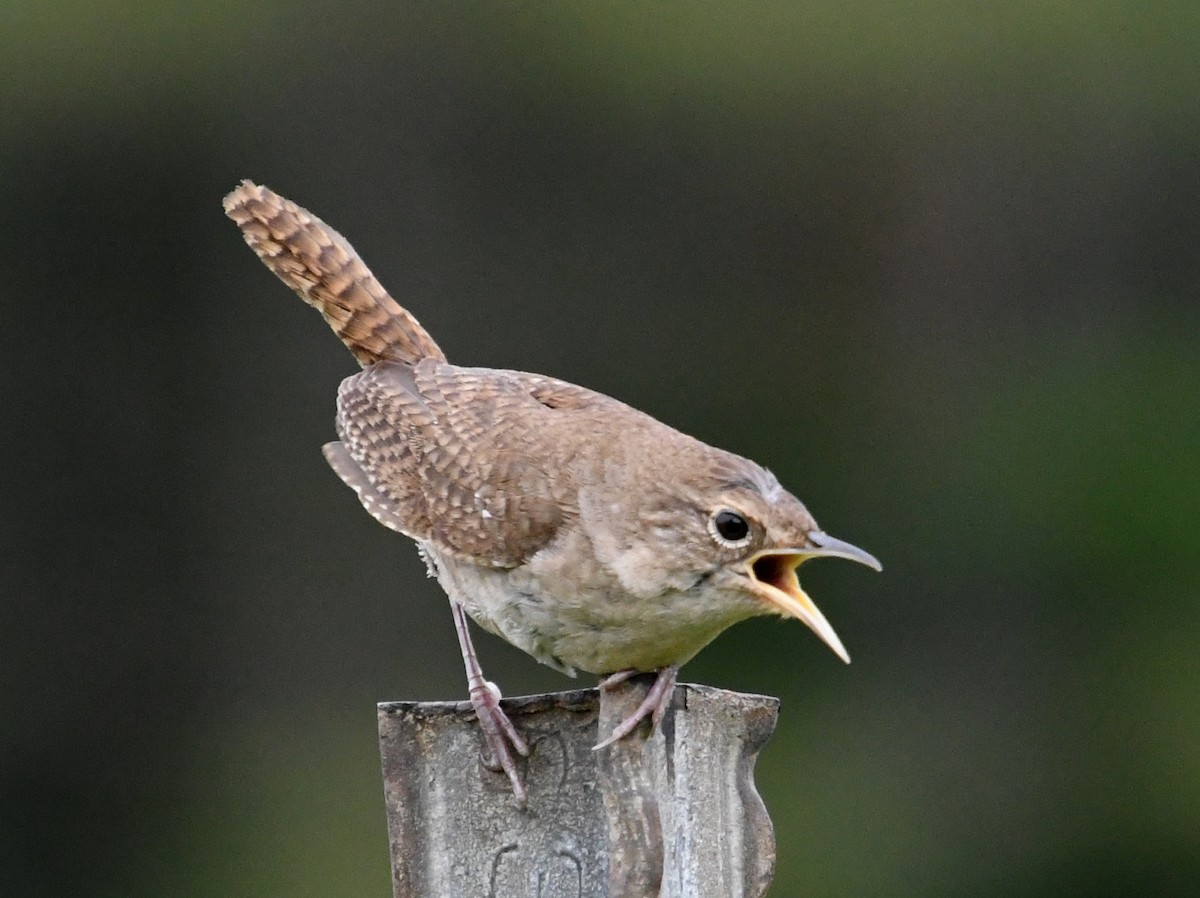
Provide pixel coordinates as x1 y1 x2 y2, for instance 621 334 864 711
224 180 446 367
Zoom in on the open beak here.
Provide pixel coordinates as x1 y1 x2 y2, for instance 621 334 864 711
746 532 881 664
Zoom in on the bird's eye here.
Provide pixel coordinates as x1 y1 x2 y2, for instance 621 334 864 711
709 509 751 547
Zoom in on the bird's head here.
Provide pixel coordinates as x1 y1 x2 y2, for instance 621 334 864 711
593 449 881 663
698 468 880 663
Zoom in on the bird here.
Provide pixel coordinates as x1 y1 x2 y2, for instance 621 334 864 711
223 180 881 807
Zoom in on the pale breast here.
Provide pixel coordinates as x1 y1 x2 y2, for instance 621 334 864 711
427 542 766 677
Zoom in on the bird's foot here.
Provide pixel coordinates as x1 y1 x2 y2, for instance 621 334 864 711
593 665 679 750
469 679 531 807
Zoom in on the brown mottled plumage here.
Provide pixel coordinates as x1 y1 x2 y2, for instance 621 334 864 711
224 181 881 806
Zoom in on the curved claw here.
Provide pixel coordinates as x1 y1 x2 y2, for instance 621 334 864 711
469 680 530 807
594 666 679 750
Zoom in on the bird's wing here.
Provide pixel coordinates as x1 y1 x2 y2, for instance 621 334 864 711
329 358 625 566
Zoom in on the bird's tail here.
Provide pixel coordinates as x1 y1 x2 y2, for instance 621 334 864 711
223 180 446 367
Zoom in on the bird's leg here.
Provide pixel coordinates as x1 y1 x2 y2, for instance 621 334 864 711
450 600 530 806
597 668 640 689
593 665 679 750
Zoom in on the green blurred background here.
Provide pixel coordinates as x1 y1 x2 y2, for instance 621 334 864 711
2 3 1198 896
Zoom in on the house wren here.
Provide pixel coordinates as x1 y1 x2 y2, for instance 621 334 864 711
224 181 881 806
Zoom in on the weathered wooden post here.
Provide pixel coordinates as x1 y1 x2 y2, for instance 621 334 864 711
378 677 779 897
